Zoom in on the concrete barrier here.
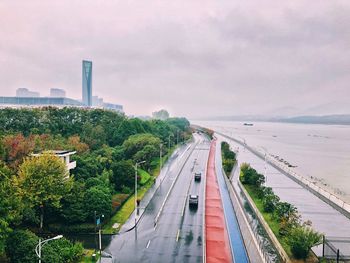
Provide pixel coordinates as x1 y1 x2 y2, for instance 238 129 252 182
216 132 350 220
221 166 266 263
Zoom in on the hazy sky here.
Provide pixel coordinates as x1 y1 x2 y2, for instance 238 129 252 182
0 1 349 118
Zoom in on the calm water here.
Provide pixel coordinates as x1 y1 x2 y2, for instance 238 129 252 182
195 121 350 202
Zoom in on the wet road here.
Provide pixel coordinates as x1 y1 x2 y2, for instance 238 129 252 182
102 134 210 263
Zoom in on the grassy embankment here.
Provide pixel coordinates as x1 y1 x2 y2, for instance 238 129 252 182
243 184 319 262
103 146 177 234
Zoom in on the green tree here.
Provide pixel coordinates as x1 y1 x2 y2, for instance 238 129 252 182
61 181 88 223
110 160 134 191
122 133 161 159
262 192 280 213
84 186 112 219
287 226 322 259
5 229 38 263
15 154 72 228
0 162 22 252
240 163 265 187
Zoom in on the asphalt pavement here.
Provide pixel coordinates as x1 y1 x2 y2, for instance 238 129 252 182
101 133 210 263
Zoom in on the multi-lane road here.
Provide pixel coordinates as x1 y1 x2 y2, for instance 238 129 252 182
102 133 210 263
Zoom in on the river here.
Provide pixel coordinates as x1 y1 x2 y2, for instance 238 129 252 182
194 120 350 203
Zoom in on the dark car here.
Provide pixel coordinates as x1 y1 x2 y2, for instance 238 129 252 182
189 194 199 208
194 172 202 182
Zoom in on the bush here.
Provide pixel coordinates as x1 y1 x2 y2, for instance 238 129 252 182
5 229 38 263
287 226 322 259
41 238 84 263
262 193 280 213
240 163 265 187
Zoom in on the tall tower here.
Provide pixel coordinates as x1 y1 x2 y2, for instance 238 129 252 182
82 60 92 106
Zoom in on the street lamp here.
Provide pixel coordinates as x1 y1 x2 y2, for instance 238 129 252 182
135 160 146 230
159 144 163 171
35 235 63 263
94 212 105 261
259 146 268 185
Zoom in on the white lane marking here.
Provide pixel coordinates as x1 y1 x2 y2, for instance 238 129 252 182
146 240 151 248
176 229 180 242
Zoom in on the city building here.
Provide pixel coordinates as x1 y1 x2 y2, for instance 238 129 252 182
0 60 124 112
32 150 76 178
50 88 66 98
92 95 104 107
16 88 40 97
82 60 92 106
0 96 83 107
103 102 123 112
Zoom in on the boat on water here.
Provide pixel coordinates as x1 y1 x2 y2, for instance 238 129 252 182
243 123 254 126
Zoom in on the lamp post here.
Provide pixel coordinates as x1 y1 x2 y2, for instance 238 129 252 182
94 211 104 258
135 160 146 231
35 235 63 263
159 144 163 171
259 146 268 185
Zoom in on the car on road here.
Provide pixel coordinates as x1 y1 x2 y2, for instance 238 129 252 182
189 194 199 208
194 172 201 182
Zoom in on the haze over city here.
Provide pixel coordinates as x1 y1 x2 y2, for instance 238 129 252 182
1 0 350 118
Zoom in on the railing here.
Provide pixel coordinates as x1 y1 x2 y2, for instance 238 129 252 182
238 181 291 263
216 131 350 219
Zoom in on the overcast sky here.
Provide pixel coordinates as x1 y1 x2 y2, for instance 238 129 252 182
0 1 349 118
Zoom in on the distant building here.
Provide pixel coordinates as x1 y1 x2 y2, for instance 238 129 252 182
16 88 40 97
50 88 66 98
0 96 83 107
92 95 104 107
82 60 92 106
32 150 76 178
0 60 124 112
103 102 123 112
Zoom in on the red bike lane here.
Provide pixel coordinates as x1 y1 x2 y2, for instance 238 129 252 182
205 139 233 263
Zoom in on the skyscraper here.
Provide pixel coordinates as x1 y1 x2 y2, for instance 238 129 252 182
82 60 92 106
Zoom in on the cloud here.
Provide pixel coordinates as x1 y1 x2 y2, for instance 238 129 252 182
0 0 349 117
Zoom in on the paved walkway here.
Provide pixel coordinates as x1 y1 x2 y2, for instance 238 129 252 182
216 133 350 239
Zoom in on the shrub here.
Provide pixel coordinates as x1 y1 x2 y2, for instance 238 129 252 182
5 229 38 263
287 226 322 259
41 238 84 263
240 163 265 187
262 193 280 213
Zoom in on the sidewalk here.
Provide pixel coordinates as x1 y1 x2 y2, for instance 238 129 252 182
216 133 350 238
